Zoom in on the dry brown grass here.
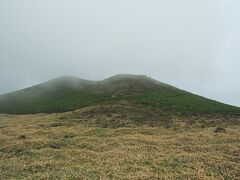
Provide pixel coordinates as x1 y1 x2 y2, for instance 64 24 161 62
0 112 240 179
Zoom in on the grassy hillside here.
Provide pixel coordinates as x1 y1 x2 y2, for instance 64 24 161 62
0 74 239 115
1 84 240 178
0 113 239 179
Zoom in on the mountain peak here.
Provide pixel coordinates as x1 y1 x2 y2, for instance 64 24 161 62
0 74 239 114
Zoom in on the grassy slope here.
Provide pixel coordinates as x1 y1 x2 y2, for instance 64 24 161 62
0 74 239 115
0 113 239 179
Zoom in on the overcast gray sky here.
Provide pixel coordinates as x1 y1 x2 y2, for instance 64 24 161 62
0 0 240 106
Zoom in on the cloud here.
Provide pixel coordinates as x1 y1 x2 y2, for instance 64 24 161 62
0 0 239 106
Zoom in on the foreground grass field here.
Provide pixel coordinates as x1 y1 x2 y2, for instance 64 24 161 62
0 112 239 179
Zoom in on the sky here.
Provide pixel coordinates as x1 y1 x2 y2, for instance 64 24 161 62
0 0 240 107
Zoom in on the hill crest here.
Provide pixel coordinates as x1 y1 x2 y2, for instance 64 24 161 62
0 74 239 115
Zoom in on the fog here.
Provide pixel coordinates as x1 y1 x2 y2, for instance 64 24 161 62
0 0 240 106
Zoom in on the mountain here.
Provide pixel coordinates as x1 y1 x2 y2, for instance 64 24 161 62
0 74 239 115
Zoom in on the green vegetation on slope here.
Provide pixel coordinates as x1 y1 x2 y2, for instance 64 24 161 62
0 74 239 114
